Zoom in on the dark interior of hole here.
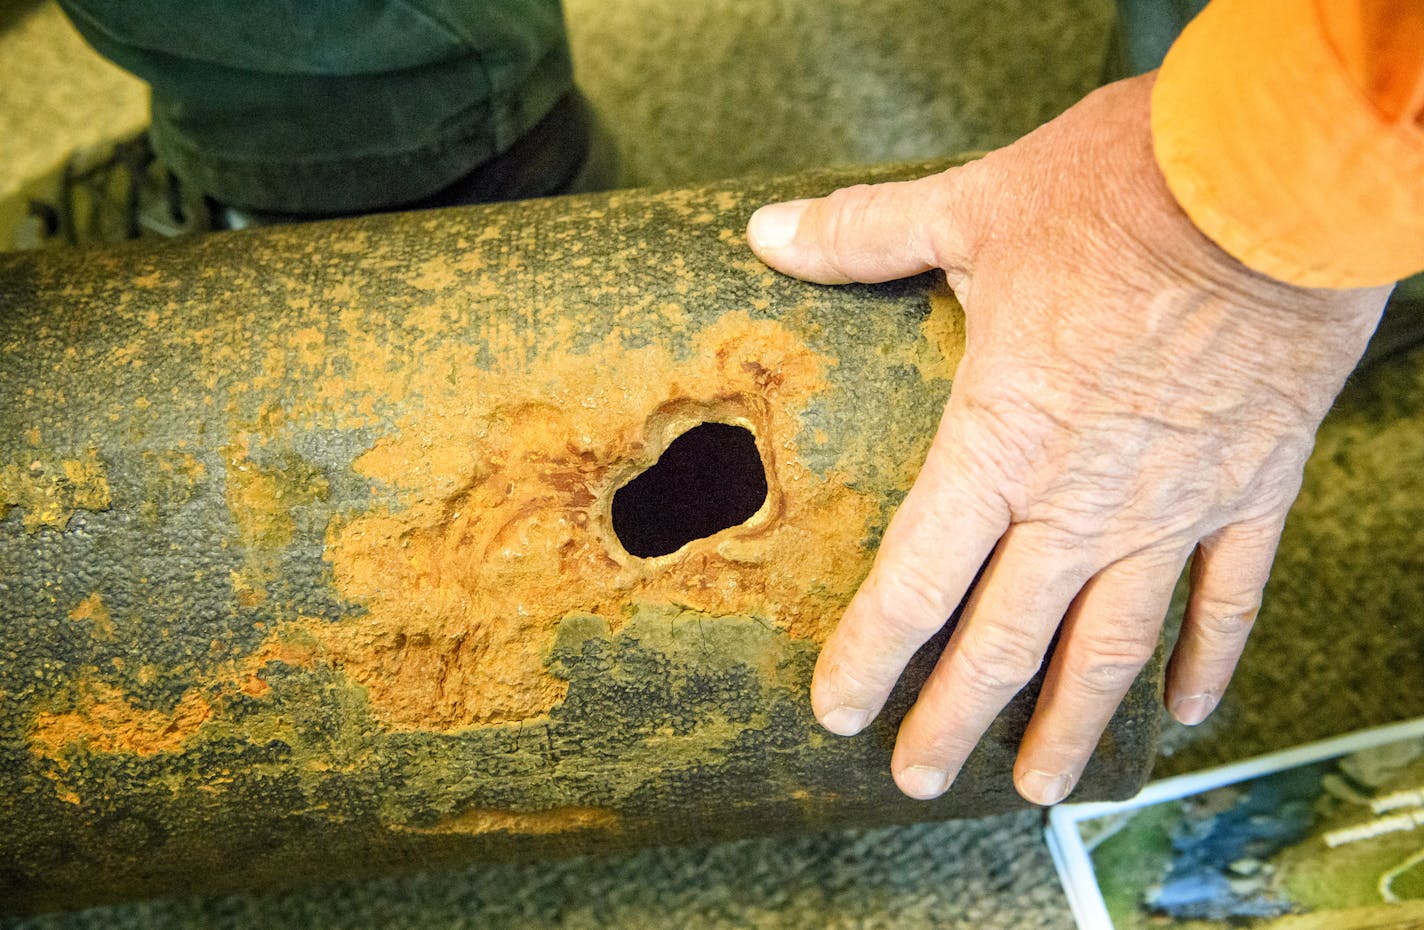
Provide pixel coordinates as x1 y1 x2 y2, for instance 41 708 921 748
611 422 768 559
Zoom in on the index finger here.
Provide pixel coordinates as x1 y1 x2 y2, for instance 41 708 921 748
811 413 1010 735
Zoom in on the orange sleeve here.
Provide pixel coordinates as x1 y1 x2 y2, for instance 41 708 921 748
1151 0 1424 289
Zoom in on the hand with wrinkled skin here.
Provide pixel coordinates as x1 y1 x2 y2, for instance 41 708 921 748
746 72 1389 806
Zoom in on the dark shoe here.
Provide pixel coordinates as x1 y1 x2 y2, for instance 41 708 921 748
7 131 217 250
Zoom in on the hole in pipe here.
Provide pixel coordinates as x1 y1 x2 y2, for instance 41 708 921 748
612 422 768 559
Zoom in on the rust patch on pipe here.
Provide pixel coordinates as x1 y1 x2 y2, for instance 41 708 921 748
29 683 213 761
309 311 880 732
916 281 968 382
229 633 323 700
68 593 114 640
222 439 330 550
396 806 619 837
0 448 111 533
16 237 913 751
26 630 325 764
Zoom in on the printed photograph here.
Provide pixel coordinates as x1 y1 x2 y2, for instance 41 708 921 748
1049 719 1424 930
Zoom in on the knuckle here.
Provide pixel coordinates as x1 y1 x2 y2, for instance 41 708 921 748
912 731 979 769
817 654 868 695
1037 498 1117 541
869 564 956 637
1065 639 1156 696
917 439 1010 527
953 395 1057 502
1195 603 1260 639
956 623 1043 693
1191 591 1262 639
898 703 981 762
923 175 974 265
821 185 875 259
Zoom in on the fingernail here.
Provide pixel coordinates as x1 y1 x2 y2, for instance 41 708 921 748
820 705 869 736
898 765 950 800
748 201 809 249
1172 692 1217 726
1021 769 1074 806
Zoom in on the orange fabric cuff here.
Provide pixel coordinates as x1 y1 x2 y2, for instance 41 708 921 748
1151 0 1424 289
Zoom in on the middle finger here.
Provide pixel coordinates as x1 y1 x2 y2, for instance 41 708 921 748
889 523 1092 799
1013 544 1186 804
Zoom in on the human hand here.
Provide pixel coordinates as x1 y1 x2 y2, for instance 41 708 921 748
746 73 1389 805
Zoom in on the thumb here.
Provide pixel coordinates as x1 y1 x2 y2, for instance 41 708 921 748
747 170 972 285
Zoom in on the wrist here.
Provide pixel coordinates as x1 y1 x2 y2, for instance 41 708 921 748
1111 74 1388 335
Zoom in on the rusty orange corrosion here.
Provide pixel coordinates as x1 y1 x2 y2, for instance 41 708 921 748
396 806 619 836
0 448 111 532
68 592 114 639
30 683 213 761
24 229 967 781
315 311 880 729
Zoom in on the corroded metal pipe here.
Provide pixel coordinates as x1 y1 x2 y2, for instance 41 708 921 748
0 163 1161 913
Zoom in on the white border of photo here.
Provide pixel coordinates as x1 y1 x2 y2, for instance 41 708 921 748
1044 716 1424 929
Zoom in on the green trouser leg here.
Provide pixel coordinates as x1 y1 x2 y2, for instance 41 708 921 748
56 0 574 214
1106 0 1207 78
